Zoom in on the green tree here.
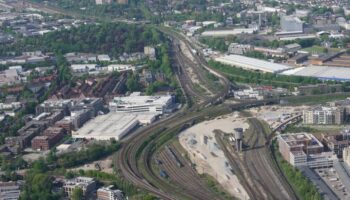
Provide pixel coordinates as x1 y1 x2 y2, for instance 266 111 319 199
72 187 84 200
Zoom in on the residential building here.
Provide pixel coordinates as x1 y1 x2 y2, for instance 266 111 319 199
55 119 73 134
144 46 156 60
70 64 98 73
97 54 111 62
31 127 66 151
303 106 346 125
68 109 92 131
343 146 350 167
0 69 21 86
322 129 350 158
64 177 96 199
96 0 112 4
109 92 173 115
0 181 21 200
97 186 125 200
5 120 47 153
36 99 73 115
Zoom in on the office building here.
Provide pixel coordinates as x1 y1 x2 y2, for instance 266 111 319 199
280 15 304 33
109 92 173 115
278 133 335 168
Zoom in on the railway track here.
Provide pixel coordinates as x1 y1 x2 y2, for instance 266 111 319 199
157 145 222 200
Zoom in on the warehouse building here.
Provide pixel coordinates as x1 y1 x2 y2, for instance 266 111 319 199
214 54 291 73
278 133 336 168
201 28 255 37
72 113 139 141
281 66 350 81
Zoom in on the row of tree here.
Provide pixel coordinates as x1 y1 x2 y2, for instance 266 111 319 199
272 140 323 200
208 60 322 89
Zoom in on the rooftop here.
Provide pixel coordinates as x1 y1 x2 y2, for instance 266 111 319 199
215 55 291 73
73 113 141 140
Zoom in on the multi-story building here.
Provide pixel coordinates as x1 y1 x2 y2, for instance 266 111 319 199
228 43 252 55
303 106 346 125
343 146 350 167
31 127 66 151
71 98 103 118
280 15 304 33
37 98 103 118
32 110 64 126
64 177 96 199
55 119 73 134
95 0 112 5
322 129 350 158
278 133 335 168
144 46 156 60
109 92 173 115
97 186 125 200
0 181 21 200
5 120 47 153
69 109 91 130
36 99 73 115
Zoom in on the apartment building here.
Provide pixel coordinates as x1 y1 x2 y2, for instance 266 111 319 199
64 177 96 199
303 106 346 125
31 127 66 151
97 186 125 200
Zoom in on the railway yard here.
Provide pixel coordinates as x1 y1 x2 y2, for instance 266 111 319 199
116 27 298 200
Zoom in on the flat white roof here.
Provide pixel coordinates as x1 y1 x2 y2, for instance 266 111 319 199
110 92 172 106
201 28 255 37
215 55 291 73
73 113 139 140
281 66 350 81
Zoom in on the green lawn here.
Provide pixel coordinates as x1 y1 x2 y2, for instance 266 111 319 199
302 45 343 54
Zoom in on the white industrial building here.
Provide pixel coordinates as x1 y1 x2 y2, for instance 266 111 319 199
281 66 350 81
201 28 255 37
70 64 98 73
72 113 139 141
109 92 173 115
215 54 291 73
72 112 156 141
105 64 135 72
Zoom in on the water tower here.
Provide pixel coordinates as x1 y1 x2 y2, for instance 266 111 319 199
234 128 243 152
